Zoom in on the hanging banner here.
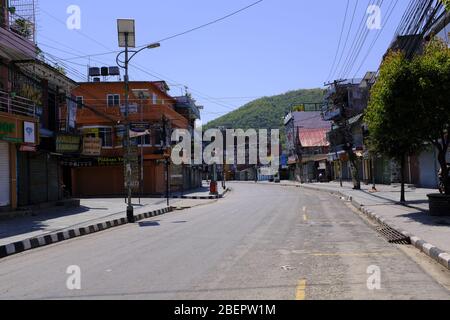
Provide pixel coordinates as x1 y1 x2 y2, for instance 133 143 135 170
124 145 140 190
67 98 77 129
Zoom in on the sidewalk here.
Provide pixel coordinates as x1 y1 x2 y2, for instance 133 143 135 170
280 180 450 258
171 183 229 199
0 184 226 249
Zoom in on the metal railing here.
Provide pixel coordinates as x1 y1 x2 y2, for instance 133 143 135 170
0 90 38 118
0 9 36 42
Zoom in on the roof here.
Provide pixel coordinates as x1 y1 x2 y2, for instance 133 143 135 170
299 128 330 148
292 112 332 129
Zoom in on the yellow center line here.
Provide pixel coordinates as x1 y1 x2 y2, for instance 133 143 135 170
310 252 399 257
302 207 308 222
296 279 307 300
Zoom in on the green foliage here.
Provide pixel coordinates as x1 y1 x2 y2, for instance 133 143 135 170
412 39 450 144
365 51 424 161
441 0 450 11
366 39 450 194
204 89 324 148
205 89 325 131
11 18 33 39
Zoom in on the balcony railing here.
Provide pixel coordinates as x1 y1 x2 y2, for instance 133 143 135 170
0 90 38 118
0 8 36 42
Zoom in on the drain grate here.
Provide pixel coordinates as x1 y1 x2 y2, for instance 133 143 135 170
375 223 411 245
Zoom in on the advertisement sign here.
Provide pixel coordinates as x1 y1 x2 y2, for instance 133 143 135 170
124 145 140 190
0 120 16 142
67 98 77 129
56 135 81 154
23 121 36 144
82 137 102 156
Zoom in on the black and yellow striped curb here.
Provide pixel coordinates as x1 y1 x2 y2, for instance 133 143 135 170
297 183 450 271
0 207 172 260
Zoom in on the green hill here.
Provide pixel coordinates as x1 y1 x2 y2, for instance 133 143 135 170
204 88 325 131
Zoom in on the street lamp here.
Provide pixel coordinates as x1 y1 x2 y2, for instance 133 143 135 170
116 19 160 223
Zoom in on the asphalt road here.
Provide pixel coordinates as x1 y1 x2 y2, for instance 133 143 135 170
0 183 449 300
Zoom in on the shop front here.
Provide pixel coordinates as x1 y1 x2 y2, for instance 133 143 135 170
0 113 39 209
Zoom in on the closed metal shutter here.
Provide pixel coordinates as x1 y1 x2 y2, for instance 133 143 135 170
0 141 10 206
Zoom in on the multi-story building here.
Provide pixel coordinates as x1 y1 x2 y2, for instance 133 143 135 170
66 80 202 197
284 111 331 182
1 0 76 211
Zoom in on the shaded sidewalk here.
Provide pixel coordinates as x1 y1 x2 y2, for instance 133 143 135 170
0 183 226 248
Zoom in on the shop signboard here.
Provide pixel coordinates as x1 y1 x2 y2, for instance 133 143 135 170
23 121 36 144
56 134 81 154
82 137 102 156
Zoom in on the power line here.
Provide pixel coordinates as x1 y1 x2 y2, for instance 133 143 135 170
331 0 359 81
341 0 384 79
327 0 351 82
46 0 265 62
352 0 400 78
338 0 375 79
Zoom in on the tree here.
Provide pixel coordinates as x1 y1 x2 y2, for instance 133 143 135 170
365 51 424 203
413 39 450 195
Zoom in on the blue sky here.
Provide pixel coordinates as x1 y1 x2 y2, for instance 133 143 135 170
36 0 410 123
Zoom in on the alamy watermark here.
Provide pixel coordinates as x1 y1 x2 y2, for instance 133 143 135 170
66 265 82 290
367 5 382 30
367 265 381 290
66 5 81 30
171 128 280 171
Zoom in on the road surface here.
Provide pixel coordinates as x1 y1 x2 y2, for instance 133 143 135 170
0 183 449 300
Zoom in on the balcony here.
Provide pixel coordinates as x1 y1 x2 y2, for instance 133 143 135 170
0 9 36 61
322 106 343 121
0 89 39 118
175 96 201 120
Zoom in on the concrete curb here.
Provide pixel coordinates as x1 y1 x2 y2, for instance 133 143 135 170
171 187 231 200
0 207 173 261
296 183 450 271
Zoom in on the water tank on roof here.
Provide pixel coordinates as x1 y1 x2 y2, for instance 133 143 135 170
109 66 120 76
88 67 101 77
101 67 109 76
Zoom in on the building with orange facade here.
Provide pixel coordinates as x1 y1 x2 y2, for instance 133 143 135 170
63 80 202 197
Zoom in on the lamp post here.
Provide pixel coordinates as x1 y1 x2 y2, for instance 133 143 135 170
116 19 160 222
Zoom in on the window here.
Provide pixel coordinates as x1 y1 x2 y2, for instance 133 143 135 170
138 135 151 146
76 96 84 108
152 93 158 105
99 127 113 148
154 127 163 146
107 94 120 107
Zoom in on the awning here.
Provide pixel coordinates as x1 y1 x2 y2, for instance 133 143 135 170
299 128 330 147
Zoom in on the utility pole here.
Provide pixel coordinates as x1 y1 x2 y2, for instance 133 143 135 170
116 19 160 222
123 32 134 223
162 116 170 206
